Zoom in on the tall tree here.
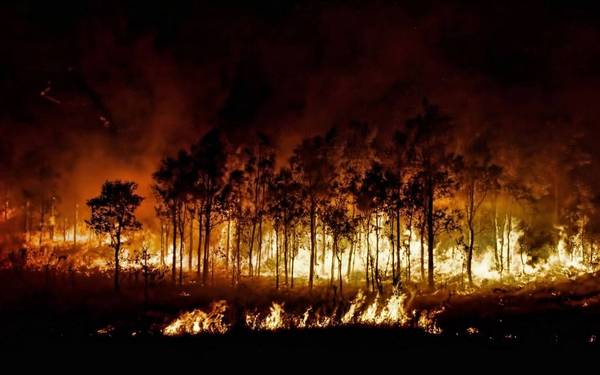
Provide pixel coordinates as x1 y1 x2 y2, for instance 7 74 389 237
153 151 191 284
190 129 228 286
457 134 501 286
291 129 341 289
406 99 455 289
268 168 305 287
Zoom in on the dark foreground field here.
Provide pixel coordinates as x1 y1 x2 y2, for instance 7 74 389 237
3 269 600 359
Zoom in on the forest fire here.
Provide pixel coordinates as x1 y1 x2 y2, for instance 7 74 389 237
4 1 600 358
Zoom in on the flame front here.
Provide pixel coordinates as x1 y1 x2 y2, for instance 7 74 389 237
163 290 441 336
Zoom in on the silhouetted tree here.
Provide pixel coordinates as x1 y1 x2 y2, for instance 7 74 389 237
456 134 501 286
406 99 455 289
268 168 305 287
190 128 228 286
86 180 143 291
291 129 341 289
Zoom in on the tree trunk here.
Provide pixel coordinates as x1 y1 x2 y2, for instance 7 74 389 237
143 257 149 305
179 209 185 286
353 230 360 278
197 208 203 276
375 213 380 289
275 226 280 289
390 211 396 284
406 213 413 283
72 203 77 246
337 242 343 297
114 244 120 291
284 221 289 287
365 215 371 291
321 220 326 274
347 205 355 280
499 208 506 280
291 226 295 288
308 203 316 289
492 195 500 274
257 218 263 277
231 221 235 287
225 219 230 271
466 182 475 287
347 235 354 281
427 175 435 289
160 221 165 266
189 214 193 272
467 223 474 287
202 199 212 286
248 220 256 278
330 237 335 287
396 208 402 285
172 211 177 284
236 218 241 285
506 206 512 274
420 217 425 283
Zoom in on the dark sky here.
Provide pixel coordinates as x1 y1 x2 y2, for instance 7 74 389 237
2 0 600 216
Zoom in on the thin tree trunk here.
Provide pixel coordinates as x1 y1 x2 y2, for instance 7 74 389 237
420 217 425 283
248 220 256 278
390 211 396 284
114 242 120 291
321 220 326 274
284 221 289 287
189 213 193 272
365 215 371 291
308 203 316 289
231 221 236 287
506 205 512 274
197 207 203 276
427 175 435 289
353 229 360 277
179 210 184 286
257 218 263 278
330 236 335 287
202 198 212 286
347 205 355 280
492 195 500 274
236 217 241 285
499 208 506 280
375 213 380 289
275 226 280 289
396 208 402 285
225 219 231 271
172 211 177 284
337 241 343 297
466 182 475 287
72 203 77 246
160 221 165 266
406 213 413 283
291 225 295 288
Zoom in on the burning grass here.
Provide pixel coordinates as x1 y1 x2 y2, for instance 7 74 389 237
162 290 441 335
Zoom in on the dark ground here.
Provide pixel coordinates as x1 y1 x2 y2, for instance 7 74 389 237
2 269 600 363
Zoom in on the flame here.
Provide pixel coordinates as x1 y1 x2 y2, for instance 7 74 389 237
162 290 441 336
10 212 599 293
163 300 229 335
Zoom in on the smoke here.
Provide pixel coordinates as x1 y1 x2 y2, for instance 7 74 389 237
2 0 600 224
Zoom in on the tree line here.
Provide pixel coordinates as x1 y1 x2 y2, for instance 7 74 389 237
143 99 599 292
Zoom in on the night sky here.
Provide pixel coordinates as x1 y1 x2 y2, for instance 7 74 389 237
2 0 600 217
